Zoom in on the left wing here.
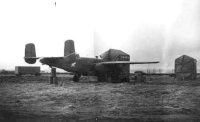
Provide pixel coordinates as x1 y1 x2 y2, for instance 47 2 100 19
98 61 159 65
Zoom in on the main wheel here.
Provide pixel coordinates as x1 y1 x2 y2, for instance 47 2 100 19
97 74 106 82
73 74 81 82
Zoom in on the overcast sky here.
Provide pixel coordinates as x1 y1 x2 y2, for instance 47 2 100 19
0 0 200 71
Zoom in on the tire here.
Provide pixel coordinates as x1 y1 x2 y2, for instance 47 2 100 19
73 74 81 82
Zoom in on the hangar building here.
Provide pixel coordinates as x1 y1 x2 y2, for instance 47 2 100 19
175 55 197 80
100 49 130 82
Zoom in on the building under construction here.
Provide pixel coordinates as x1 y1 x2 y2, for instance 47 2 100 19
175 55 197 80
100 49 130 82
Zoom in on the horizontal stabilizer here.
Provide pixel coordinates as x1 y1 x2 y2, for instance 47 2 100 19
39 57 64 60
98 61 159 65
24 57 40 60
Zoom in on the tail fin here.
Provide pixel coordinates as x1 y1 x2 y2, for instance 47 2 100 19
64 40 76 63
24 43 37 64
64 40 75 56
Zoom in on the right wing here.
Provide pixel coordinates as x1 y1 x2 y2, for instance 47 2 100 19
98 61 159 65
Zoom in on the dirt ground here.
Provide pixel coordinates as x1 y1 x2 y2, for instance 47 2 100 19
1 75 200 122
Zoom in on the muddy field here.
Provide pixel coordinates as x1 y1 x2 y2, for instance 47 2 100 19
1 75 200 122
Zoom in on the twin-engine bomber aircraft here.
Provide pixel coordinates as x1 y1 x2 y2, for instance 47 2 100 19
24 40 159 82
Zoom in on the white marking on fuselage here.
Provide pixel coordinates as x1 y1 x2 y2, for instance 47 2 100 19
71 62 76 67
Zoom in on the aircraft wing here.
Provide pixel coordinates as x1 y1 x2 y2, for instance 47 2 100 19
98 61 159 65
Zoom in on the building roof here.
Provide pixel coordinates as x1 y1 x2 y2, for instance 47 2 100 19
175 55 196 64
100 49 129 61
175 55 196 73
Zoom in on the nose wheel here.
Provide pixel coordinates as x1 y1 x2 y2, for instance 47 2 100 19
73 74 81 82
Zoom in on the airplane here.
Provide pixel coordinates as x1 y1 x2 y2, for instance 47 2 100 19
24 40 159 82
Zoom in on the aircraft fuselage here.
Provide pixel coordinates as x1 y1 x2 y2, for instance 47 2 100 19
39 56 108 75
25 40 159 82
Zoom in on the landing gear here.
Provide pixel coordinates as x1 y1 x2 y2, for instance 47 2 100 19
110 75 120 83
73 74 81 82
49 67 57 85
97 73 112 82
97 74 106 82
120 77 130 82
96 72 129 83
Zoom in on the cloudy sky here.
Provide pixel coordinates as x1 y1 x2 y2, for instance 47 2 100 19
0 0 200 71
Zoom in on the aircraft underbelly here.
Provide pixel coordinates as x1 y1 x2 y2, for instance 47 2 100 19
60 62 92 74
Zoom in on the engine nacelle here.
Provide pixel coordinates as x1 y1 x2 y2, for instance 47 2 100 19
94 64 108 71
